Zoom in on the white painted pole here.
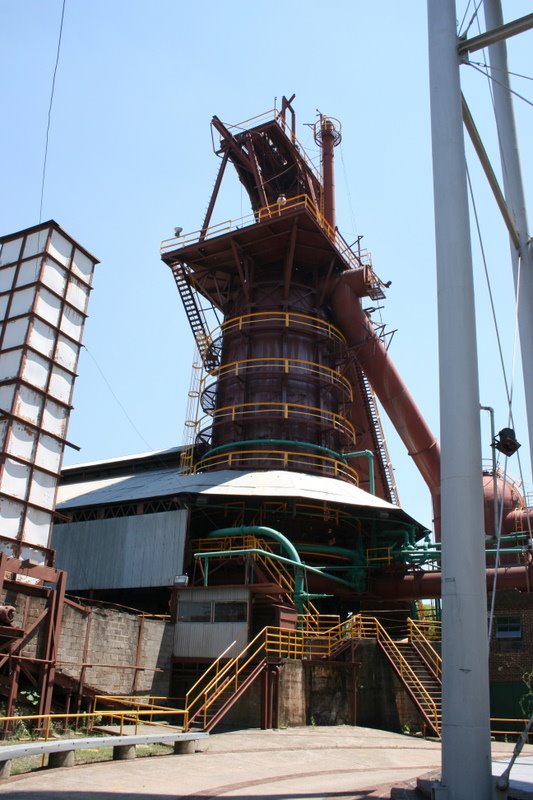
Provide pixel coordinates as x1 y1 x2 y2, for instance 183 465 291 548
427 2 493 798
483 0 533 479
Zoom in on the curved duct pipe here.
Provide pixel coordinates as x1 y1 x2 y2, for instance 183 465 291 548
295 542 366 592
202 441 376 495
208 526 306 615
328 272 441 532
373 563 533 601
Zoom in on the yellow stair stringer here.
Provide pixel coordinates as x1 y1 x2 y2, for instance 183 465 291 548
182 615 441 733
407 618 442 681
354 616 441 736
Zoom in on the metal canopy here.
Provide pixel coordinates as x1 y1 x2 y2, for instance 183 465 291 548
56 466 421 526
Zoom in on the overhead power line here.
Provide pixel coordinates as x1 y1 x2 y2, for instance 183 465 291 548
39 0 67 223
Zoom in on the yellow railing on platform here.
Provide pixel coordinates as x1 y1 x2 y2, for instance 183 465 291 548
205 357 353 401
161 192 378 285
191 535 323 623
201 400 355 440
215 310 346 347
366 546 393 564
0 707 186 740
408 618 442 681
0 614 529 746
193 448 359 484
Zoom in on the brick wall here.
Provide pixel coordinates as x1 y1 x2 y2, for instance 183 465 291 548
2 588 173 698
489 590 533 683
56 602 173 696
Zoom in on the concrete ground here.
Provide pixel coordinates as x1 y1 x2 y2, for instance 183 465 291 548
0 726 530 800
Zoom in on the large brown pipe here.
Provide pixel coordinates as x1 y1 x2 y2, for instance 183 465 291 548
329 274 441 530
373 564 532 601
321 118 337 229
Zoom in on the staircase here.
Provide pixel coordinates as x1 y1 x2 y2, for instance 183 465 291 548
184 629 270 731
356 366 399 505
350 616 441 736
171 263 218 371
179 615 441 736
394 642 441 732
81 615 438 736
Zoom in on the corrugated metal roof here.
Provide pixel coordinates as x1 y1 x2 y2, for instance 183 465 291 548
62 446 184 473
57 468 403 514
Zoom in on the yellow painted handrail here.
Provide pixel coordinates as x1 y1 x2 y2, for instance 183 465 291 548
357 616 440 733
366 546 393 564
204 357 353 401
203 400 355 440
161 192 377 284
184 637 239 717
193 448 359 484
407 618 442 680
0 708 186 740
213 310 347 347
190 535 322 627
184 627 269 729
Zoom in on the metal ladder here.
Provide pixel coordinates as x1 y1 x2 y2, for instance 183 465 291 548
171 263 218 371
356 366 400 505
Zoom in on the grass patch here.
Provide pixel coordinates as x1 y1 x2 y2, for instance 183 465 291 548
7 743 173 776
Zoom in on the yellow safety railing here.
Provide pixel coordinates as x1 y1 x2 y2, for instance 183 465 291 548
92 694 182 722
180 448 194 474
183 616 368 730
407 619 442 681
205 357 353 401
184 627 268 730
490 718 533 742
161 195 321 252
0 707 186 741
180 637 243 731
184 622 357 730
253 500 359 529
351 615 441 734
1 614 529 744
191 535 323 623
410 617 442 641
300 613 341 635
366 546 393 564
161 192 378 284
193 448 359 484
215 310 346 347
198 400 355 441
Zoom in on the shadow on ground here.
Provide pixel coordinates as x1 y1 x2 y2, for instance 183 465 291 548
0 792 382 800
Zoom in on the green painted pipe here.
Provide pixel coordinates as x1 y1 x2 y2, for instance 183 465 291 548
342 450 375 495
195 545 355 618
200 440 377 495
296 544 361 564
208 526 301 565
208 526 305 617
201 439 348 465
296 543 367 592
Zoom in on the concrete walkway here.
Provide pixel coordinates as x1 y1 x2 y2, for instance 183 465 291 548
0 726 530 800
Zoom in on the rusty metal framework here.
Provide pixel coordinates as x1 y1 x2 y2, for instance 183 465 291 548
161 111 389 496
0 553 66 728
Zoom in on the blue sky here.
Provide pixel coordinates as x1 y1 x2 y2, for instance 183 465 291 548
1 1 531 530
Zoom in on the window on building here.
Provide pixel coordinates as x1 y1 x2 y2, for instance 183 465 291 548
178 601 211 622
495 616 522 638
495 615 522 652
214 601 248 623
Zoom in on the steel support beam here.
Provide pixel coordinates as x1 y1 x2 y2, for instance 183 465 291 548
458 12 533 55
428 1 492 797
483 0 533 482
461 96 520 249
